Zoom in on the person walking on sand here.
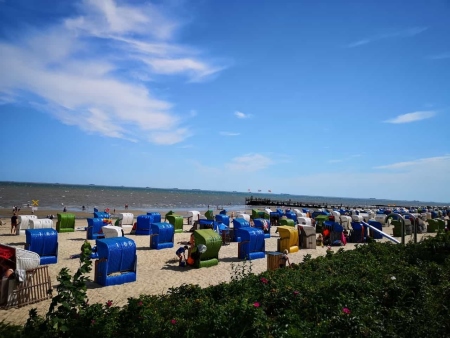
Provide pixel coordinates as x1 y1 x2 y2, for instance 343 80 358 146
10 213 18 234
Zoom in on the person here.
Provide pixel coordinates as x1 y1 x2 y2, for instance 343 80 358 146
279 249 291 268
10 212 18 234
0 260 15 279
63 206 67 212
176 245 189 265
0 259 16 305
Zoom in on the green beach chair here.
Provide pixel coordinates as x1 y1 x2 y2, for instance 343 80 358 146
391 220 403 237
56 213 75 233
280 218 295 227
205 210 214 220
191 229 222 268
314 215 328 233
166 214 184 233
427 219 443 233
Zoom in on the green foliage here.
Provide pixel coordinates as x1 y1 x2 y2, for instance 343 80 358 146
12 232 450 337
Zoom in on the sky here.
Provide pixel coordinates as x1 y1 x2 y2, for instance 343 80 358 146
0 0 449 203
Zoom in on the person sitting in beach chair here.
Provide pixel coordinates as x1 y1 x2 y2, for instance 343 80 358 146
176 245 189 266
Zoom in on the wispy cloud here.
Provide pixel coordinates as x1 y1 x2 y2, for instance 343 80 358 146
220 131 240 136
384 111 436 124
428 52 450 60
375 155 450 170
0 0 225 145
234 111 252 119
226 153 273 172
347 27 427 48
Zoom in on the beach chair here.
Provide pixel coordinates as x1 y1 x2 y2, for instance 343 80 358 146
135 215 153 235
16 215 38 235
0 244 52 309
94 237 137 286
277 226 299 253
150 222 174 250
235 227 265 260
118 213 134 227
87 218 106 240
232 218 250 242
368 221 383 239
166 214 184 233
189 229 222 268
29 218 54 230
215 214 230 226
25 228 58 265
102 225 124 238
253 218 271 238
299 225 316 249
205 210 214 220
56 213 75 233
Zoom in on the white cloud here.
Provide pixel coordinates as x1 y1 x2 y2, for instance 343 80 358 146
234 111 252 119
220 131 240 136
148 128 192 145
226 153 273 172
328 159 343 163
384 111 436 124
0 0 225 145
375 155 450 170
143 58 222 81
348 27 427 48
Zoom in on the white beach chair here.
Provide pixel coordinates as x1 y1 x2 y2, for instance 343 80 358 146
29 218 54 229
119 213 134 227
102 225 123 238
16 215 38 235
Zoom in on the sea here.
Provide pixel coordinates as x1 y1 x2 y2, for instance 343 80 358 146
0 181 447 214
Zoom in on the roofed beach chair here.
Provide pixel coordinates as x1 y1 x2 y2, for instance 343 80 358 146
16 215 38 235
235 227 265 260
25 228 58 265
94 237 137 286
205 210 214 220
102 225 124 238
56 213 75 233
277 226 299 253
189 229 222 268
29 218 54 230
166 213 184 233
0 244 52 309
232 218 250 242
253 218 271 238
150 222 174 250
118 213 134 227
135 215 153 235
87 218 106 240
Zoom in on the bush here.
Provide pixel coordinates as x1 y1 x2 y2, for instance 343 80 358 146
2 233 450 337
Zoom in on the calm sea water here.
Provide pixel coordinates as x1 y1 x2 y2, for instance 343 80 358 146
0 181 447 213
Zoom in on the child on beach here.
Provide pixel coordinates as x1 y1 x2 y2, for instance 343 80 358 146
279 249 291 268
176 245 189 265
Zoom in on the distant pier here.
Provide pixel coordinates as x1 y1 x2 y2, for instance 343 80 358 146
244 196 441 210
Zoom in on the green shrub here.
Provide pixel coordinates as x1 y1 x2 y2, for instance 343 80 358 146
2 232 449 337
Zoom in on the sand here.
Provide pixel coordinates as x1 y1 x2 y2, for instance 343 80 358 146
0 210 436 326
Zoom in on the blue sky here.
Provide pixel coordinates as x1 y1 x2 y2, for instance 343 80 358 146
0 0 449 202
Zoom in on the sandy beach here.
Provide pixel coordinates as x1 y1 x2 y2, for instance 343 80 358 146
0 209 436 326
